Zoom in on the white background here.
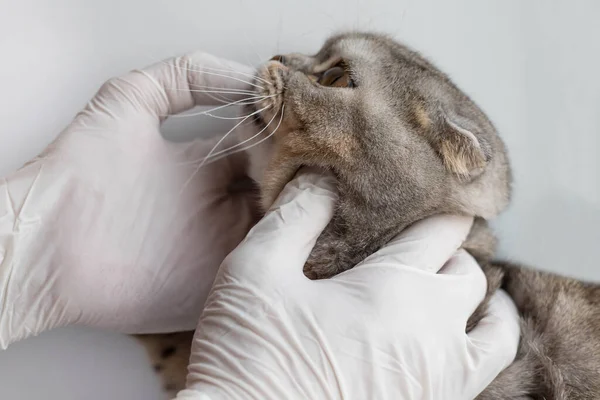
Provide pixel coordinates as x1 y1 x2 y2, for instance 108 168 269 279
0 0 599 399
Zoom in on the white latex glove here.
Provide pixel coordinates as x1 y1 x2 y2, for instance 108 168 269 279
0 52 260 348
176 171 521 400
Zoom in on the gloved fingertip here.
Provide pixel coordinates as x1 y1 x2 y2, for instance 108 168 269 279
239 168 337 265
363 214 474 273
466 289 520 367
439 250 483 277
268 166 337 211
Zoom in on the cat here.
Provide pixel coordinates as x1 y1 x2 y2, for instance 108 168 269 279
137 32 600 399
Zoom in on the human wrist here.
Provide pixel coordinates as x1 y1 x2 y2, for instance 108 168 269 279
0 171 69 348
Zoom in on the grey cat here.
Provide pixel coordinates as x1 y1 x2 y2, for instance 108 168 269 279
238 32 600 399
136 31 600 399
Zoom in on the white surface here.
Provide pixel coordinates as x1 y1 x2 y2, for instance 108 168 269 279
0 327 165 400
0 0 598 398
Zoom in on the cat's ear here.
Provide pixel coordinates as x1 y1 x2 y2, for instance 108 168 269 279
431 106 492 180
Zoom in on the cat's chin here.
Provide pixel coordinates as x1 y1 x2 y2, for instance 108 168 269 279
235 120 275 186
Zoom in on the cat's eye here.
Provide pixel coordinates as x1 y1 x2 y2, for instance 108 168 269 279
270 55 286 65
317 65 355 88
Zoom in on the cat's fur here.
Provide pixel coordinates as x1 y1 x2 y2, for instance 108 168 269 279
137 32 600 399
134 331 193 398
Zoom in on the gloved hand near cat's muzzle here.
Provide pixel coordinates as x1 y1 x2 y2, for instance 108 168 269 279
176 170 520 400
0 52 260 348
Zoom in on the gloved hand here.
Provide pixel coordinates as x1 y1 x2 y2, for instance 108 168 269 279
176 170 520 400
0 52 261 348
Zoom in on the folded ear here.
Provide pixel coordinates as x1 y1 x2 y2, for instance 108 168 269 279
430 105 493 180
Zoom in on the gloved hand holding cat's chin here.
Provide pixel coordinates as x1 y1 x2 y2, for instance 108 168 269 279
176 170 520 400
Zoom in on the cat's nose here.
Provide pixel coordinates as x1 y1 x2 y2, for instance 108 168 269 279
270 55 286 65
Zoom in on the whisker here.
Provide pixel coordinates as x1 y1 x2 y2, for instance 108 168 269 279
198 90 244 105
160 93 260 117
168 95 274 118
178 105 271 194
203 105 285 167
163 84 263 109
169 64 266 90
200 108 271 120
189 83 256 94
207 88 263 104
200 91 239 104
234 96 276 105
168 61 270 86
187 65 271 86
166 88 261 96
165 88 260 104
161 59 262 86
199 104 270 164
203 107 280 158
152 56 270 89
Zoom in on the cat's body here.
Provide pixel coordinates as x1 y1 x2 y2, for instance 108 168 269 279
137 32 600 399
464 222 600 399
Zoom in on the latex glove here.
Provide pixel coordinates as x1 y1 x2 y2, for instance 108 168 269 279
0 52 260 348
176 170 520 400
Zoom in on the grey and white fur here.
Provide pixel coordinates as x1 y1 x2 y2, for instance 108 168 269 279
137 32 600 399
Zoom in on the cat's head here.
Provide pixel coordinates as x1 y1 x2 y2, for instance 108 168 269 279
240 32 511 225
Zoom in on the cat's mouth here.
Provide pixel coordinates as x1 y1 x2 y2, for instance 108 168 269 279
253 62 286 113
